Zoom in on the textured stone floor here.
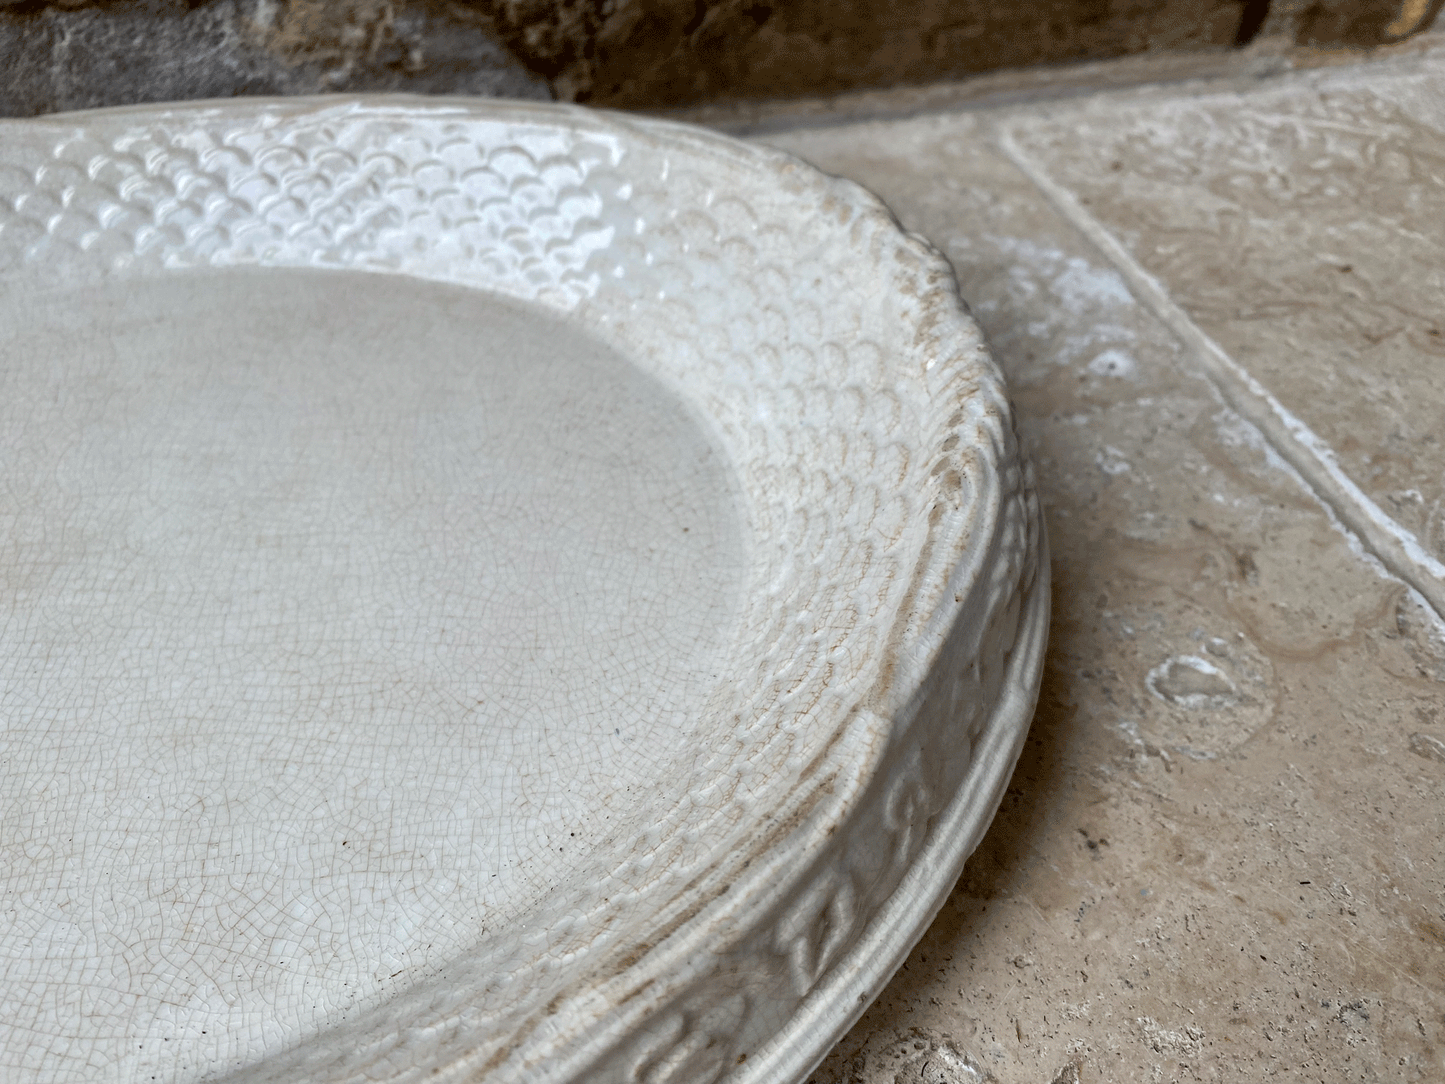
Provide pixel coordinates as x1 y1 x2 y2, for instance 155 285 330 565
748 37 1445 1084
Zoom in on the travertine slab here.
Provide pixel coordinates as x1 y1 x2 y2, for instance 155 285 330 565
765 103 1445 1084
1004 56 1445 569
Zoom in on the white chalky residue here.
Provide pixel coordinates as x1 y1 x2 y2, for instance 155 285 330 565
1052 257 1134 314
1145 655 1237 711
1087 348 1139 379
1096 446 1132 475
981 235 1149 371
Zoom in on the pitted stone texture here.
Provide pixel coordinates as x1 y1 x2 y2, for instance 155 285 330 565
0 0 550 117
765 101 1445 1084
1 0 1439 119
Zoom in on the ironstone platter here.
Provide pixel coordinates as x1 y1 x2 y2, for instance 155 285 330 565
0 97 1047 1084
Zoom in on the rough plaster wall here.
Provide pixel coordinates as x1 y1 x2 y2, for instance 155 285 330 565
1282 0 1445 44
0 0 550 116
0 0 1440 115
488 0 1251 104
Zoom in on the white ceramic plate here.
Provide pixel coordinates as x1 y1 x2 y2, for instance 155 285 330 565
0 98 1047 1084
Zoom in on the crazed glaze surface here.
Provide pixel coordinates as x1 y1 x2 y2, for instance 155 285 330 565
0 98 1046 1084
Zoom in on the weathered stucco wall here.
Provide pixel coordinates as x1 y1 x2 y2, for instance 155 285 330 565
0 0 1439 115
483 0 1251 103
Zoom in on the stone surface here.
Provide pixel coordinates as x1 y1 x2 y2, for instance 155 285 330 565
1006 58 1445 570
505 0 1250 106
1284 0 1445 45
0 0 549 116
760 74 1445 1083
3 0 1441 116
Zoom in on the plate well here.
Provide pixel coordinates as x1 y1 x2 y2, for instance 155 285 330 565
0 268 747 1077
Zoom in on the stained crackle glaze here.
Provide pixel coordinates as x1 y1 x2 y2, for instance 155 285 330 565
0 98 1047 1084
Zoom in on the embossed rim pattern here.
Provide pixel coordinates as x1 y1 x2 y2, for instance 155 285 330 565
0 97 1048 1084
